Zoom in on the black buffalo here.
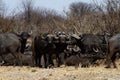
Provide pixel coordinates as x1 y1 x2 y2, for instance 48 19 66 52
19 32 31 54
105 34 120 68
32 34 56 68
64 55 80 69
79 33 103 54
71 33 107 66
59 44 81 68
0 32 30 65
0 52 33 66
96 32 111 54
46 32 72 67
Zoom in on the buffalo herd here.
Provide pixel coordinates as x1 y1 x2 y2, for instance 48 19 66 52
0 31 120 69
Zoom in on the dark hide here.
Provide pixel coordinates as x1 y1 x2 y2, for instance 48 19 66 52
54 42 68 67
32 35 55 68
79 33 103 54
0 33 22 65
72 33 107 66
106 34 120 68
0 53 33 66
96 33 111 54
19 32 30 54
64 55 80 69
11 32 30 54
62 44 81 69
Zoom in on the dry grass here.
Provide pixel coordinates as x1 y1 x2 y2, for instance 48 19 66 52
0 60 120 80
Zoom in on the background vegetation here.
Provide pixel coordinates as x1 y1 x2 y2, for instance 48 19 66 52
0 0 120 35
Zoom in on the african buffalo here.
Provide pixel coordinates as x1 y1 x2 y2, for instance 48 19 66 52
45 32 72 67
105 34 120 68
0 52 33 66
0 32 30 66
32 34 56 68
64 55 80 69
59 44 81 69
71 33 108 66
19 32 30 54
96 32 111 54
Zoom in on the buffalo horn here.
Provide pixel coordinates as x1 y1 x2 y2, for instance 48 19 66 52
71 34 80 39
93 48 99 52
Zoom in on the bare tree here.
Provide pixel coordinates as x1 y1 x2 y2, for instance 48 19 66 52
13 0 35 32
69 2 95 18
0 0 6 17
66 2 97 34
93 0 120 35
21 0 34 25
0 0 11 32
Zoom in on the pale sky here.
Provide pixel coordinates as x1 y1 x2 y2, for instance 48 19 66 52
3 0 94 14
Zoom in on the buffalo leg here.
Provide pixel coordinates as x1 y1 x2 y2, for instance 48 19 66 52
31 54 35 67
44 54 50 68
56 53 60 67
0 55 7 63
18 52 22 66
111 54 117 68
49 54 53 68
35 53 40 67
105 49 116 68
34 55 38 66
105 53 113 68
105 56 112 68
38 55 42 67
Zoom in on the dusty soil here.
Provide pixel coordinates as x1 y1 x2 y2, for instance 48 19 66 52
0 61 120 80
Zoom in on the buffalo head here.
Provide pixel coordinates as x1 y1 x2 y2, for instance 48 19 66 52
20 32 31 54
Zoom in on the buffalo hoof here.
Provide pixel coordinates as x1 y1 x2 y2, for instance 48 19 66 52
46 64 54 69
81 65 89 68
105 66 111 68
113 66 117 68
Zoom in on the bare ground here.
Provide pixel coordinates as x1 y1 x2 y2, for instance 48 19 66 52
0 61 120 80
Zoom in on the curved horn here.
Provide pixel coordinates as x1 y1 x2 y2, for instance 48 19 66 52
67 45 72 51
41 34 46 39
67 45 70 50
71 34 81 39
54 35 59 39
93 48 99 52
73 45 80 52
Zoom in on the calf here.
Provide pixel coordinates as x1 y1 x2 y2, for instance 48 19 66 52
64 54 80 69
62 45 81 69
